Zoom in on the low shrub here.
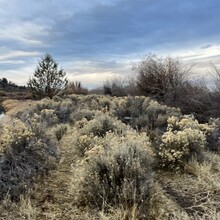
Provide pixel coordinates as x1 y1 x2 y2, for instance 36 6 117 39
77 95 100 110
73 114 129 157
113 96 181 132
157 116 211 169
112 96 147 123
72 131 153 218
70 109 96 124
0 119 58 200
80 114 128 138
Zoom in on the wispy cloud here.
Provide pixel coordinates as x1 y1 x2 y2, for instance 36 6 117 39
0 50 40 61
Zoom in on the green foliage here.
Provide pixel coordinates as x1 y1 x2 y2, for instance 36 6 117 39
27 54 68 99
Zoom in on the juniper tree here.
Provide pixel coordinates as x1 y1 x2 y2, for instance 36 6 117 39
28 54 68 98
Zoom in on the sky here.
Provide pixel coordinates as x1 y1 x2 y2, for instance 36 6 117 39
1 0 220 88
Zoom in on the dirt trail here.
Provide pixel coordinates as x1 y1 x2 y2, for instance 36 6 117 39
31 128 79 220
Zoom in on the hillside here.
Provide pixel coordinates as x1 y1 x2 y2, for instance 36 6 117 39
0 95 220 220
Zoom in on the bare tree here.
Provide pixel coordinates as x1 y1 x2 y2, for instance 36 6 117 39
66 81 88 95
210 63 220 92
134 54 191 101
103 75 139 96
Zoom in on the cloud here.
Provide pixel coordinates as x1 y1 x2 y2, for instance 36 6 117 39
0 50 40 61
1 0 220 87
201 44 213 49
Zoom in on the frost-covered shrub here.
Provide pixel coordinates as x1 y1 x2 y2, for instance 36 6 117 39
80 114 128 138
40 109 59 126
33 98 75 123
73 133 96 157
157 116 211 169
0 119 33 155
167 115 212 135
35 98 60 112
73 114 129 157
0 119 58 200
70 109 96 124
22 109 59 136
206 118 220 151
72 131 153 214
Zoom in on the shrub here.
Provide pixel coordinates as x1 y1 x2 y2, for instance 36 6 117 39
55 98 74 123
103 77 127 96
207 118 220 151
144 100 181 131
113 96 181 132
73 133 97 157
78 95 103 110
70 109 96 124
0 119 58 200
22 109 59 136
166 115 212 135
34 98 60 113
73 114 129 157
97 96 113 111
27 98 75 124
113 96 147 120
157 116 211 169
80 114 128 138
71 131 153 218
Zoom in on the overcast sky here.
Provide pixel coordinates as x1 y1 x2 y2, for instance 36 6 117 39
0 0 220 87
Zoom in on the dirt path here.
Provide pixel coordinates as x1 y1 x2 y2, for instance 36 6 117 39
30 128 80 220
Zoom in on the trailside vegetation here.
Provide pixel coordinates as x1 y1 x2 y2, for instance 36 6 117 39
0 95 219 219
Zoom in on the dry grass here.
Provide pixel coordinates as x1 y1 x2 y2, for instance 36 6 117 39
2 99 35 116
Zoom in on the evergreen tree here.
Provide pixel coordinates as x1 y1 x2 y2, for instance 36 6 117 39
28 54 68 98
